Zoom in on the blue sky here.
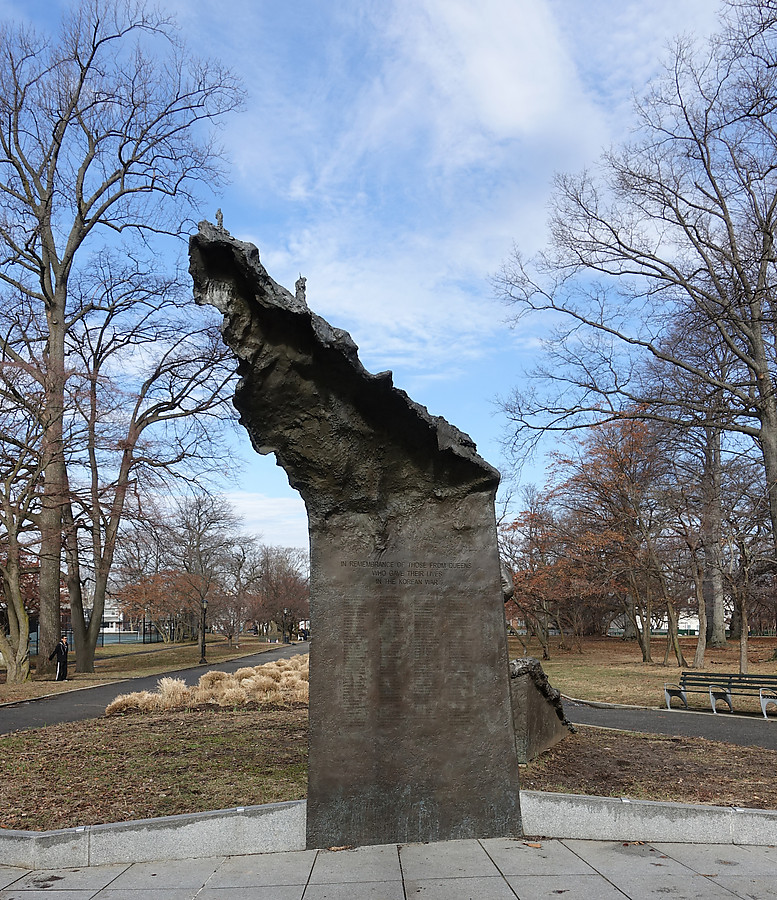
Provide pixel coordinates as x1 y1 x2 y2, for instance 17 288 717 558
8 0 724 548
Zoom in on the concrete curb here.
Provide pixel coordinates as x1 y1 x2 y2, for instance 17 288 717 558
0 800 306 870
2 791 776 870
520 791 777 845
561 694 657 710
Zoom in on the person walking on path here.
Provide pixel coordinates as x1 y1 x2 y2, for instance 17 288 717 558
48 636 69 681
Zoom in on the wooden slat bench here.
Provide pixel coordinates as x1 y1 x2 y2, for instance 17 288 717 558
664 671 777 717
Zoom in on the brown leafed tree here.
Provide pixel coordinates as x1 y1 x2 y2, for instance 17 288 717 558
250 546 309 642
116 569 202 643
549 418 688 666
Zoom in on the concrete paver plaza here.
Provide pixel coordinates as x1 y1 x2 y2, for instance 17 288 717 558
1 838 775 899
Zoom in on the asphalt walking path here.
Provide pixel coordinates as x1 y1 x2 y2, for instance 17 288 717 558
2 838 775 899
0 641 310 736
564 696 777 750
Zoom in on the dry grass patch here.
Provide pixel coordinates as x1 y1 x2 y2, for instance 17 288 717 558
105 654 310 715
0 637 276 704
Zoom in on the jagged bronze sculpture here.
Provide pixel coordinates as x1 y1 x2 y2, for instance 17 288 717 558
190 221 522 848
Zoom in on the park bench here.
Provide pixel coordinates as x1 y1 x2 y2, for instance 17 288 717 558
664 671 777 717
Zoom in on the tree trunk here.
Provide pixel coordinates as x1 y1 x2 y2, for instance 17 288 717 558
739 594 749 675
701 424 727 647
755 361 777 560
68 436 134 673
62 495 90 673
624 592 651 662
729 605 742 641
0 544 31 684
622 614 638 641
553 612 569 651
37 296 68 677
664 600 688 668
691 566 707 669
528 615 550 660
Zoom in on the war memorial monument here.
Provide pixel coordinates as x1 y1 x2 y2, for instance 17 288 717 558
190 220 523 849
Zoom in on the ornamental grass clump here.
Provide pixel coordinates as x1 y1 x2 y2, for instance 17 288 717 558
198 670 229 689
105 654 310 715
157 677 191 710
105 690 159 715
234 667 258 681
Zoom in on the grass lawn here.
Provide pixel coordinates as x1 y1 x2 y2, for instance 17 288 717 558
0 706 308 831
523 725 777 810
2 707 777 832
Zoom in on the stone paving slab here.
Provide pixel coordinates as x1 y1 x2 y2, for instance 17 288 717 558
307 844 401 884
562 838 697 878
204 848 316 888
503 873 627 900
197 889 305 900
5 863 128 893
0 867 28 891
0 892 98 900
481 835 598 876
302 882 404 899
398 838 499 880
92 892 197 900
605 874 741 900
653 840 771 875
406 874 521 900
717 877 777 899
98 857 223 891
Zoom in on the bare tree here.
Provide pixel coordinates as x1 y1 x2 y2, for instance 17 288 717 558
0 0 242 673
61 257 235 672
497 0 777 560
0 352 43 682
166 491 243 652
212 540 264 648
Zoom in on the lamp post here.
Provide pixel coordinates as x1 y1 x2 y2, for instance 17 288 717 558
199 598 208 665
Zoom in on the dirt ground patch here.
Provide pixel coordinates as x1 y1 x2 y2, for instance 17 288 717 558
2 705 776 832
523 725 777 809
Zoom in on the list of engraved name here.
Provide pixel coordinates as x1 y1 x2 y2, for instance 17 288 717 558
339 558 471 586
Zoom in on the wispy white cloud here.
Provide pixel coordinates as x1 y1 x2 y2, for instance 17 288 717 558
205 2 616 387
208 0 726 402
223 491 309 551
